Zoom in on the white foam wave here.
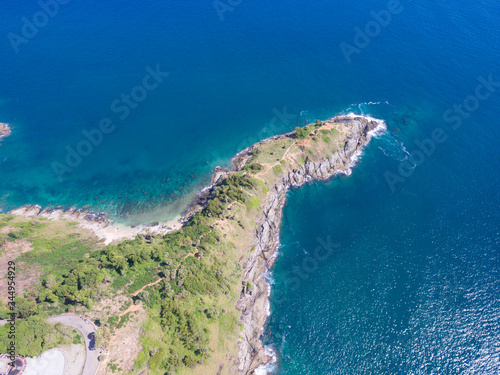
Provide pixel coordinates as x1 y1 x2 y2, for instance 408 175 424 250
254 271 278 374
367 119 388 138
199 184 213 194
254 347 278 375
259 271 275 298
377 136 412 162
343 112 388 136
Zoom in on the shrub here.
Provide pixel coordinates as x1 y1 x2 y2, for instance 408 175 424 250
294 126 308 139
243 163 263 172
204 307 219 319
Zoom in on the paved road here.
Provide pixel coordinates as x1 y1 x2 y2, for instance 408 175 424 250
48 314 100 375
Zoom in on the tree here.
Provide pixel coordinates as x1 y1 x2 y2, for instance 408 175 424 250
46 292 58 303
137 290 150 303
177 266 188 287
162 269 171 279
163 280 173 297
15 296 37 319
44 274 57 289
295 126 308 139
0 316 68 357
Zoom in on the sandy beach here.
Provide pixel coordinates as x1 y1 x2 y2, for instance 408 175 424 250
8 205 184 245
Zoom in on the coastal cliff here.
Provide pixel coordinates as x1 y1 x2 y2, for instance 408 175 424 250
234 116 383 373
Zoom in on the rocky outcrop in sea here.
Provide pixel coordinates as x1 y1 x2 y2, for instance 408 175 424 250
0 122 12 139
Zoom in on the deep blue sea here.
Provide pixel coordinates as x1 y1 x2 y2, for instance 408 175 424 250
1 0 499 373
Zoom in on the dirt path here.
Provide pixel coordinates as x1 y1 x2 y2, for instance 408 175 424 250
128 277 163 297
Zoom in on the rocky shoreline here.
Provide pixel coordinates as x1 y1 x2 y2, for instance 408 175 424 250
8 204 182 245
234 115 385 374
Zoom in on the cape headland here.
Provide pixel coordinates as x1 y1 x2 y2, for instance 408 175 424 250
230 115 384 373
4 114 384 375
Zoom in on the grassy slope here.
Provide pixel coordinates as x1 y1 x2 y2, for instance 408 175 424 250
0 215 100 356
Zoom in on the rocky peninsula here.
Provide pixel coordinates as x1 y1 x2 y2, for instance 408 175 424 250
173 114 384 373
231 115 384 373
6 114 384 374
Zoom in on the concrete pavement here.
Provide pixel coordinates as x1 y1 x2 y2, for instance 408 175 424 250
48 315 100 375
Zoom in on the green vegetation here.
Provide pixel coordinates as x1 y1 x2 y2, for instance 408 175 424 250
294 126 309 139
107 361 120 373
251 148 261 156
73 329 82 344
1 212 239 373
243 163 263 173
204 174 255 217
245 197 260 212
0 215 102 278
0 174 258 373
0 316 73 357
254 179 269 193
273 165 283 174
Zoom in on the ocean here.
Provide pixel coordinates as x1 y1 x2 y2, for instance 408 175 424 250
1 0 499 373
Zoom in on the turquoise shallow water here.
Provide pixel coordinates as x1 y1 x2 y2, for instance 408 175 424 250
1 0 500 372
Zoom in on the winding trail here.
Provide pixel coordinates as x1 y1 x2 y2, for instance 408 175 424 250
117 227 217 319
